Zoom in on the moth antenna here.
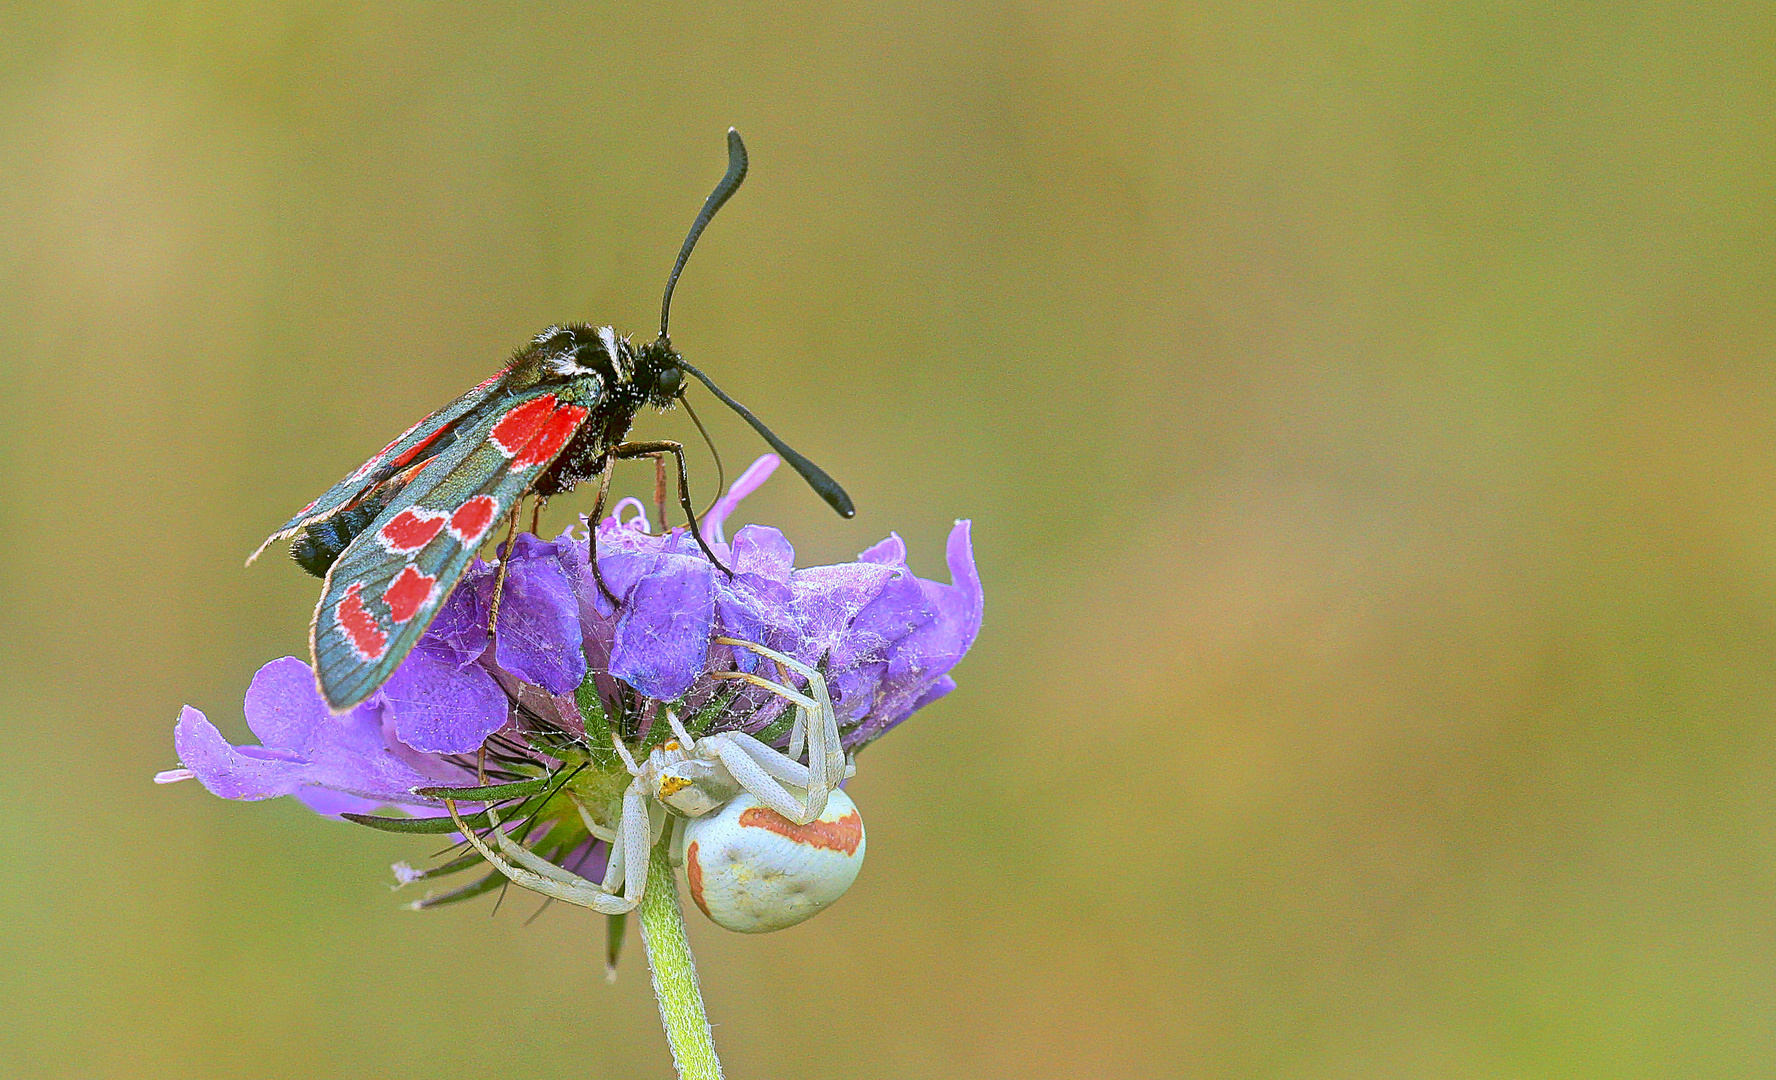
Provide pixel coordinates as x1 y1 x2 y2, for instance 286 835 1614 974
660 128 749 342
677 360 856 518
680 393 727 519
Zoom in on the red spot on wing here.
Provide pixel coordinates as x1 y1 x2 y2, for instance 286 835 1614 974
511 403 589 469
448 495 499 545
376 417 426 460
336 582 388 661
377 508 447 554
488 395 558 457
738 808 864 855
685 840 712 918
385 424 449 472
382 564 438 624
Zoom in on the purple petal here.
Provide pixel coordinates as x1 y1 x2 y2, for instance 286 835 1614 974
422 561 493 666
827 568 933 722
493 533 587 693
731 524 795 581
381 642 508 755
791 562 900 662
869 675 958 742
939 520 984 641
857 532 907 567
610 552 715 700
715 571 798 674
175 705 308 801
849 520 982 745
295 787 388 819
177 657 454 803
241 654 341 749
588 541 666 618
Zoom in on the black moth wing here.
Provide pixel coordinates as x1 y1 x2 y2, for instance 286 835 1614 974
246 368 511 566
310 382 601 711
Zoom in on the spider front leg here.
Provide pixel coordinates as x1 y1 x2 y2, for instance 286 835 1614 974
443 783 648 915
712 637 845 806
694 731 830 824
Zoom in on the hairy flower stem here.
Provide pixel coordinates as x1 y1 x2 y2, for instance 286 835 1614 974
639 838 724 1080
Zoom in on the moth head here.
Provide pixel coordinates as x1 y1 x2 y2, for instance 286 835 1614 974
635 338 685 407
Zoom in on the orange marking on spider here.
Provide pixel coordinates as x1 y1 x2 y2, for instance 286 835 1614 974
685 840 711 918
738 806 864 855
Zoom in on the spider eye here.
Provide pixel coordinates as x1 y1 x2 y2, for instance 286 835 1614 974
655 364 682 397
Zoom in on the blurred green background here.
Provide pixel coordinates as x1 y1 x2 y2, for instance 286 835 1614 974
2 3 1773 1078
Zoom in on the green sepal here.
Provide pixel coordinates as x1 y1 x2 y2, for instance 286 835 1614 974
685 683 743 738
605 912 627 976
634 684 742 754
410 869 509 909
522 726 592 765
397 850 488 883
412 777 553 801
342 811 487 835
574 674 623 769
752 709 797 746
637 697 687 753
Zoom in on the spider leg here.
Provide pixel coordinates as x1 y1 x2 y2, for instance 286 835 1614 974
666 706 697 749
706 730 812 788
703 733 827 825
711 637 844 802
619 782 653 907
444 798 636 914
569 793 618 843
708 668 821 782
668 816 689 868
610 731 642 775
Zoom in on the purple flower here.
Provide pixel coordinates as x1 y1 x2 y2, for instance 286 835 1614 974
159 455 982 908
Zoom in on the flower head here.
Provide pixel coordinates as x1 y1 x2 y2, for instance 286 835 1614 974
160 455 981 910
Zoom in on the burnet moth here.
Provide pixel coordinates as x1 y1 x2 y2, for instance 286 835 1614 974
249 129 854 712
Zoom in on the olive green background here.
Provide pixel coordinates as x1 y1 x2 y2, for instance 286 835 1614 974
3 3 1773 1078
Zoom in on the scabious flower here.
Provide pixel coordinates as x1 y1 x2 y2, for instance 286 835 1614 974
159 455 982 909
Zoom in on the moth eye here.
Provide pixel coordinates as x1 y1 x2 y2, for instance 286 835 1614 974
655 365 682 396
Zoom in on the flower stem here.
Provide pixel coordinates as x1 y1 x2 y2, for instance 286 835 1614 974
639 838 724 1080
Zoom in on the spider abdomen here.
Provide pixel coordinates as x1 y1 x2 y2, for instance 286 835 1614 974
683 788 866 933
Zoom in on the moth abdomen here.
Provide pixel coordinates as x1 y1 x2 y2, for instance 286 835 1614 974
290 481 409 578
292 515 365 578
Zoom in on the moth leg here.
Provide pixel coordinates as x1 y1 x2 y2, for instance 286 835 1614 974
486 500 525 638
586 460 620 608
529 496 548 537
605 448 672 536
613 439 731 575
654 454 669 534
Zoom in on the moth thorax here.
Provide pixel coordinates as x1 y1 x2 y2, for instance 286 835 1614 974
654 758 738 818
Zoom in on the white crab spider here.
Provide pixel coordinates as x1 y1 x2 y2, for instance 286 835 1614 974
445 637 866 931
